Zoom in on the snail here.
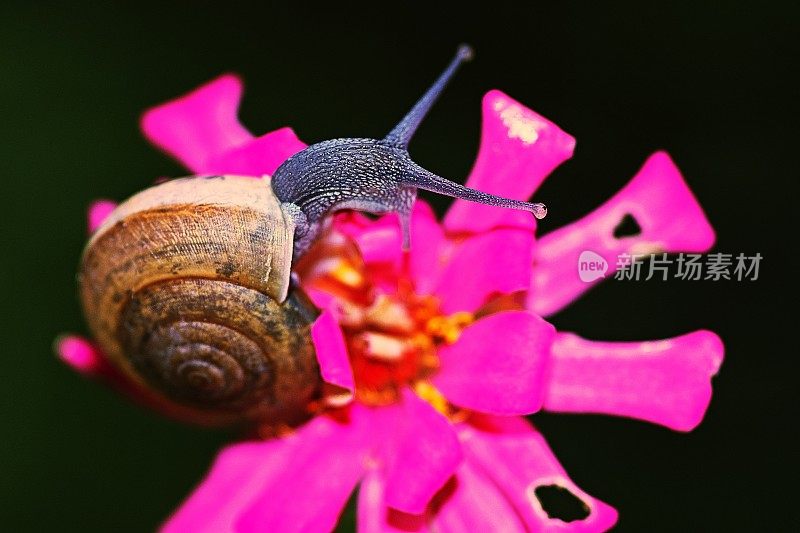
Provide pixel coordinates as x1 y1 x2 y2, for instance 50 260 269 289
79 45 548 427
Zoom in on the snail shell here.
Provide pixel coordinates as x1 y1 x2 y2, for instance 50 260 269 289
79 175 321 426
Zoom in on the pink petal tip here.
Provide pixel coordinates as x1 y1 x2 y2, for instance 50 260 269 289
530 151 716 316
55 335 103 375
461 415 618 532
444 90 574 234
141 74 251 173
544 330 724 431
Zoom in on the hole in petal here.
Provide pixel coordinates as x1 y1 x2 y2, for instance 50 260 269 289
534 484 590 523
613 213 642 238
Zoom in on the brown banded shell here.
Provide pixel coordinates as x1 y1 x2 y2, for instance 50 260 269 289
79 175 321 426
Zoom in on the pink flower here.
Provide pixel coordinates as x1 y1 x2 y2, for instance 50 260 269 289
59 74 724 532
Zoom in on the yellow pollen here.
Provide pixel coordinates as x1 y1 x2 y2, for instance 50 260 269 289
330 259 364 288
413 381 450 416
425 311 474 344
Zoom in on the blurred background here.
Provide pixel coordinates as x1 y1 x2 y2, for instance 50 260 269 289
1 2 794 531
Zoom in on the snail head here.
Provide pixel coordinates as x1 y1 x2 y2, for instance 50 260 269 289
271 45 547 258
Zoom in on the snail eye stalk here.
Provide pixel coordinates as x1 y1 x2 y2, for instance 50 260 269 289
384 44 474 148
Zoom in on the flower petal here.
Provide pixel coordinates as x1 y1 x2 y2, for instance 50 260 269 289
433 228 534 314
203 126 306 177
163 440 294 533
530 151 716 316
87 200 117 234
460 415 618 532
544 330 724 431
432 311 554 415
383 390 462 515
357 471 428 533
357 463 526 533
164 409 371 533
311 308 355 406
444 90 575 234
55 335 104 375
428 463 526 533
141 74 252 172
141 74 305 176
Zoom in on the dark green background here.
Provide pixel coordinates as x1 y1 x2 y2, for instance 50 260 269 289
1 2 794 531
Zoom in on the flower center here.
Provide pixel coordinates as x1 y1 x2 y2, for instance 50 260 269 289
296 230 472 407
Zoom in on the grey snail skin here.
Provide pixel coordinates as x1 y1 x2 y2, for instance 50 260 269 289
78 45 547 427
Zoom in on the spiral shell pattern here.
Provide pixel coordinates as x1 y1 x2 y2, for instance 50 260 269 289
79 176 321 426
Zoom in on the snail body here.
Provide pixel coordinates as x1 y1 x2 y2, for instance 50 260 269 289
78 45 548 427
